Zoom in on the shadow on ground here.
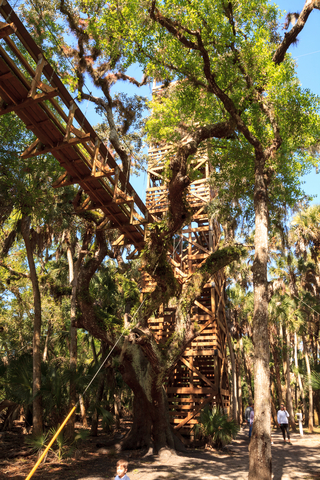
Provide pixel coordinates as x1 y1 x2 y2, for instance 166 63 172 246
1 428 320 480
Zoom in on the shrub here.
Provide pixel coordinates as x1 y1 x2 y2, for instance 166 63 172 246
195 405 239 449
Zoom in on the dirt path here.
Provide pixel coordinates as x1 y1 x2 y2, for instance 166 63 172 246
77 430 320 480
1 429 320 480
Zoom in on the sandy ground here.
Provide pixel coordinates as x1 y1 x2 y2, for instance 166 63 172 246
1 427 320 480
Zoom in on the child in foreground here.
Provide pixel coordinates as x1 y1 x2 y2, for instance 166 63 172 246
115 459 130 480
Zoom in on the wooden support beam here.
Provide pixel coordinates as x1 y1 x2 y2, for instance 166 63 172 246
0 89 58 116
92 138 101 176
180 357 216 390
113 167 120 200
181 233 210 255
167 258 187 278
96 216 111 231
0 21 17 38
28 54 47 99
77 200 115 213
53 171 117 189
174 393 216 430
63 101 77 142
194 300 214 317
52 171 70 188
21 133 91 159
126 248 138 260
112 234 126 246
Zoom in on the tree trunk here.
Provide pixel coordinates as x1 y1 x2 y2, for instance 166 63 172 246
286 330 296 432
243 351 253 404
42 321 52 362
119 353 182 453
282 324 288 402
65 246 79 439
294 332 306 424
249 163 271 480
270 382 277 426
79 394 88 427
21 216 43 437
225 317 238 422
237 338 243 424
270 341 283 406
91 372 105 437
303 336 313 433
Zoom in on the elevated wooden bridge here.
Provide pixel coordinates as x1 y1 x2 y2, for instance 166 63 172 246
0 0 148 251
0 0 230 442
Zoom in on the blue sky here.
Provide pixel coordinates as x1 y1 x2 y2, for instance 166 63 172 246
276 0 320 203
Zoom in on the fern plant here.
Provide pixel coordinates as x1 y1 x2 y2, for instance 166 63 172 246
194 406 239 449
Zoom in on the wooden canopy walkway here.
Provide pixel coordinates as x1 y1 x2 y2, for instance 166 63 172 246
0 1 230 442
0 0 148 250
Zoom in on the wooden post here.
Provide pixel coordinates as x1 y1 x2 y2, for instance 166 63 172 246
28 54 47 99
91 138 101 175
63 101 77 142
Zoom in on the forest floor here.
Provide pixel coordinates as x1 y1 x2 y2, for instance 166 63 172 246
0 422 320 480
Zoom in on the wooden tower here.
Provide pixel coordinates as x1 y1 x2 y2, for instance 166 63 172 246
141 89 231 443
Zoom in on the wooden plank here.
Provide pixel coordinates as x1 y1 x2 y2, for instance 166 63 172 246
63 101 77 142
174 393 215 430
180 357 216 390
112 234 125 246
166 387 214 394
28 54 47 99
0 88 58 116
194 300 214 317
21 133 92 158
0 21 16 38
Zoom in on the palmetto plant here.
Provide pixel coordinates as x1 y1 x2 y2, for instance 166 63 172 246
194 406 239 449
311 371 320 391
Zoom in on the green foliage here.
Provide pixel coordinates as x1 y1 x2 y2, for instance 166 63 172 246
25 431 49 456
2 354 33 407
194 405 240 449
311 371 320 391
88 404 114 432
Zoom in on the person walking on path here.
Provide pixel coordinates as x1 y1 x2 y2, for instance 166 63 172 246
249 404 254 440
277 403 291 444
245 403 253 432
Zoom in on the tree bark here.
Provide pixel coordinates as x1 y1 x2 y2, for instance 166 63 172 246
286 330 296 432
227 329 238 422
65 245 80 439
243 350 253 404
270 382 277 426
294 332 306 425
42 321 51 362
119 353 182 453
249 162 271 480
79 394 88 427
237 338 243 424
91 372 105 437
303 336 313 433
21 216 43 437
270 340 283 406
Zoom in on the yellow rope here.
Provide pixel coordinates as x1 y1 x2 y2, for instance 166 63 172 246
25 405 76 480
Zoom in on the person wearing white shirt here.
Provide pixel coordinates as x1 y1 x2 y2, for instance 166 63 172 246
277 404 291 444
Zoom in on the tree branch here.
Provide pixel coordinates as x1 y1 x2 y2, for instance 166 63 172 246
0 260 30 279
273 0 316 65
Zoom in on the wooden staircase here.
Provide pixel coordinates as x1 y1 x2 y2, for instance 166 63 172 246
142 131 231 443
